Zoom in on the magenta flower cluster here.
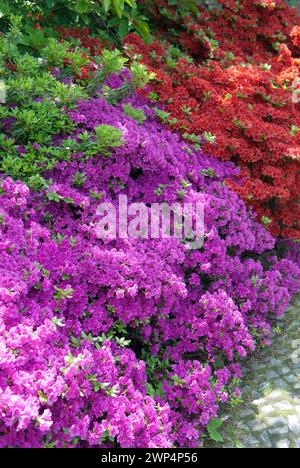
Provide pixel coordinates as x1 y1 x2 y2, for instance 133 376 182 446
0 83 299 448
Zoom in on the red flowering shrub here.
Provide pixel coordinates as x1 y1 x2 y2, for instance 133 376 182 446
291 24 300 49
125 0 300 239
140 0 300 61
58 26 106 57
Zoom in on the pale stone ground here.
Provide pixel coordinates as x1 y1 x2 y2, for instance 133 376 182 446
207 295 300 448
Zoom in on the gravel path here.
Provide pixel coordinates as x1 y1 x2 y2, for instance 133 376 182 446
210 295 300 448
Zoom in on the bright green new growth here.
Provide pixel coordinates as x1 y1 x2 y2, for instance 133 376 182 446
87 51 155 101
61 124 124 160
0 25 87 189
100 48 129 75
130 62 156 88
95 125 124 156
0 19 151 188
87 49 128 96
122 103 146 124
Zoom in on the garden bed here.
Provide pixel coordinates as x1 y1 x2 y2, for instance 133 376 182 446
0 0 299 449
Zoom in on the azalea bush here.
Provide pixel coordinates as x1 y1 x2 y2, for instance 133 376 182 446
0 24 152 188
125 0 300 239
0 2 300 450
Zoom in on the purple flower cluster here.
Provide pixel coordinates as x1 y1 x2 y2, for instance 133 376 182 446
0 88 299 448
0 179 173 448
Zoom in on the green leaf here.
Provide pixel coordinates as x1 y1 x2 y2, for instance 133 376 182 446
147 383 155 397
125 0 137 7
207 418 223 443
75 0 91 14
235 441 244 449
0 1 9 17
134 18 150 41
118 19 129 38
186 1 200 15
113 0 124 18
123 103 146 124
102 0 112 12
108 17 120 27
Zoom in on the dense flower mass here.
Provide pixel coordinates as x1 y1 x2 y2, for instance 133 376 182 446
125 0 300 239
0 1 300 450
141 0 300 61
1 78 299 446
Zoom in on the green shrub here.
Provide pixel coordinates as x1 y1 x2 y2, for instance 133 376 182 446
0 0 151 43
0 18 154 189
